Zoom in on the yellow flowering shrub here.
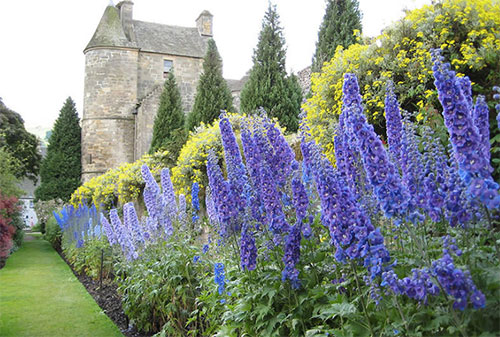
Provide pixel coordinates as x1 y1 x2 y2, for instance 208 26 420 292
303 0 500 163
70 150 169 209
172 113 292 203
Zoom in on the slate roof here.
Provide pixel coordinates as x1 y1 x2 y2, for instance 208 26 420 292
227 74 249 92
85 5 137 51
133 20 207 58
85 5 208 58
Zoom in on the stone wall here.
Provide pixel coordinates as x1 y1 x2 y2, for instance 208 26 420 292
81 47 138 182
134 51 204 159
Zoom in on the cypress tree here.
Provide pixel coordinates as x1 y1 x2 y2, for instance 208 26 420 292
187 39 234 131
312 0 362 73
239 3 302 132
35 97 81 201
149 71 186 162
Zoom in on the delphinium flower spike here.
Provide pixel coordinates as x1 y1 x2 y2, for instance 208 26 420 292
384 81 404 170
472 95 491 162
100 212 117 246
343 73 410 219
161 168 178 220
431 49 499 209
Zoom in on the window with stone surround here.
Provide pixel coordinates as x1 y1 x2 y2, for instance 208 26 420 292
163 59 173 78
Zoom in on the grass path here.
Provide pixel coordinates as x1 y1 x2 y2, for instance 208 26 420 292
0 233 123 337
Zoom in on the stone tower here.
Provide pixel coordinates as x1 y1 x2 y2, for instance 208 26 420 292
82 2 212 182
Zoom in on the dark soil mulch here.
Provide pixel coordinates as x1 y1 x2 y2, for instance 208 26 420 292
55 247 153 337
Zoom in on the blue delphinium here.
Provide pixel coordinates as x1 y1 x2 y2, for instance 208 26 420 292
109 209 138 261
178 194 187 227
260 163 289 235
240 122 265 224
161 168 178 220
214 262 226 295
191 182 200 224
291 172 309 224
240 220 257 271
343 73 410 219
205 188 218 227
304 140 391 280
207 150 238 238
123 202 146 245
265 118 296 188
472 95 490 162
141 164 162 221
100 212 117 246
431 236 485 310
431 49 499 209
282 222 302 288
384 81 404 169
382 268 439 304
219 114 249 214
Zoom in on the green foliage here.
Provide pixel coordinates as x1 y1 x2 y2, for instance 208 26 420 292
33 198 64 233
0 98 41 183
116 235 208 335
149 72 186 164
64 238 113 281
239 3 302 132
35 97 81 201
186 39 234 132
304 0 500 164
311 0 363 73
44 216 61 251
0 148 23 198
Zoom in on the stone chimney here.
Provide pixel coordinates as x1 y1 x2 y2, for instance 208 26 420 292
196 10 213 37
117 1 135 41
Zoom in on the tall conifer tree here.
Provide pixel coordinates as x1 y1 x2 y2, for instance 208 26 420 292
240 3 302 132
35 97 81 201
149 71 186 162
187 39 234 131
312 0 362 73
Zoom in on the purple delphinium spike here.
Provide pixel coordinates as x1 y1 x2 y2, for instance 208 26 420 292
384 81 404 170
282 222 302 289
472 95 490 162
141 164 162 221
260 163 289 235
240 220 257 271
431 49 499 209
265 118 296 187
109 209 138 260
431 236 485 310
343 73 410 219
205 188 218 227
207 150 238 238
240 122 265 224
291 172 308 223
306 141 391 280
161 168 178 219
456 77 473 113
191 182 200 224
100 212 117 246
123 202 145 246
219 114 249 214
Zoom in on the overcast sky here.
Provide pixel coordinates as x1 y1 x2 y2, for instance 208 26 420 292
0 0 431 131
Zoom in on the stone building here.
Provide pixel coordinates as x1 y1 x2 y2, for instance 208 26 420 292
82 1 212 182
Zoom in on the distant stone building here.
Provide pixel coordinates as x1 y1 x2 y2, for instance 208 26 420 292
82 1 212 182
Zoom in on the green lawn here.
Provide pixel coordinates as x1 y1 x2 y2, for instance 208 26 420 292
0 234 123 337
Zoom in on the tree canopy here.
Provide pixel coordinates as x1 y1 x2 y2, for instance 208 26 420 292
311 0 362 73
35 97 81 201
239 3 302 133
186 39 234 132
0 98 41 183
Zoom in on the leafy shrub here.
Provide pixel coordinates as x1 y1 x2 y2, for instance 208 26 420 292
304 0 500 164
0 194 21 266
34 198 64 234
44 216 61 251
70 150 169 209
